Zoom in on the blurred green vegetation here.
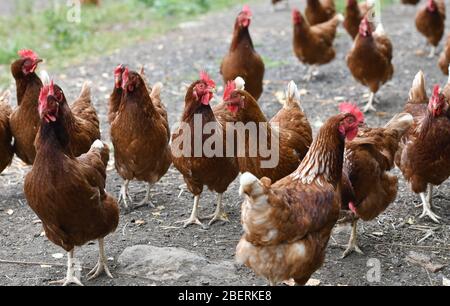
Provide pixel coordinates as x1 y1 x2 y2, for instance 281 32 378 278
0 0 249 81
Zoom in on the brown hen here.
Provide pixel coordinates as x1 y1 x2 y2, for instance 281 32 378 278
0 91 13 174
236 103 364 285
24 82 119 286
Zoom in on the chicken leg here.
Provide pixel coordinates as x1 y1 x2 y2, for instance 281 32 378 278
118 180 132 209
304 65 318 82
87 238 114 280
202 193 230 226
176 195 204 228
428 46 436 58
341 219 364 258
362 92 376 113
135 183 155 209
419 185 441 223
49 249 83 286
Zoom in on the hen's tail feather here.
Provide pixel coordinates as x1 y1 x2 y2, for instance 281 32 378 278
408 70 427 103
78 81 92 103
90 140 110 166
150 82 163 101
282 80 301 109
384 113 414 136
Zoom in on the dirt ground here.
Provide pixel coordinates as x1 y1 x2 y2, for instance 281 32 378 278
0 0 449 286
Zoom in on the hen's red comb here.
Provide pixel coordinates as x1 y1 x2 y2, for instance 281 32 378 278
200 71 216 89
114 64 124 75
242 5 252 16
39 80 54 104
432 84 440 97
18 49 38 61
223 81 237 101
339 102 364 124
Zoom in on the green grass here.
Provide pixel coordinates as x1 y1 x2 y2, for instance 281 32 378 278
0 0 249 86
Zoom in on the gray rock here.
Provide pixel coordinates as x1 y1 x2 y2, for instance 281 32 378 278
117 245 239 285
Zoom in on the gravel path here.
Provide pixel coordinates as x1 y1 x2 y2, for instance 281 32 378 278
0 0 449 286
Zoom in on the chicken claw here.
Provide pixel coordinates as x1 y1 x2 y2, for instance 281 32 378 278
135 183 155 209
203 193 230 226
118 180 132 210
87 238 114 281
362 93 376 113
49 249 84 286
176 195 206 228
341 220 364 259
428 46 436 59
419 192 441 223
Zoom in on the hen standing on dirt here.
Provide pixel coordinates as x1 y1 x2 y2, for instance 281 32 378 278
415 0 446 58
0 91 13 174
292 9 342 81
347 17 393 112
24 81 119 286
396 72 450 223
172 72 239 228
221 5 265 101
237 103 364 286
110 67 172 210
10 49 43 165
340 112 413 258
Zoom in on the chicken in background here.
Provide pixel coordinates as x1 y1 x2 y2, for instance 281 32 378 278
214 78 312 183
292 9 343 81
415 0 446 58
171 72 239 228
221 5 265 101
10 49 43 165
396 72 450 223
24 82 119 286
110 67 171 210
0 91 13 174
39 74 101 158
347 17 393 112
80 0 101 5
236 103 364 286
305 0 336 26
402 0 421 4
343 0 375 40
340 112 413 258
438 35 450 75
271 0 289 11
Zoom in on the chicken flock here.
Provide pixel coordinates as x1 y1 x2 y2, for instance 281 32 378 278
0 0 449 286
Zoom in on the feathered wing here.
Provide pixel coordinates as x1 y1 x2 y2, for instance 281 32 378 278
311 15 341 43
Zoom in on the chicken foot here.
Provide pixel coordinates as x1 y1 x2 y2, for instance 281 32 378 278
362 92 377 113
419 185 441 223
201 193 230 226
428 46 436 59
49 249 84 286
118 180 132 210
135 183 155 209
341 219 364 258
175 195 205 228
87 238 114 280
304 65 319 82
